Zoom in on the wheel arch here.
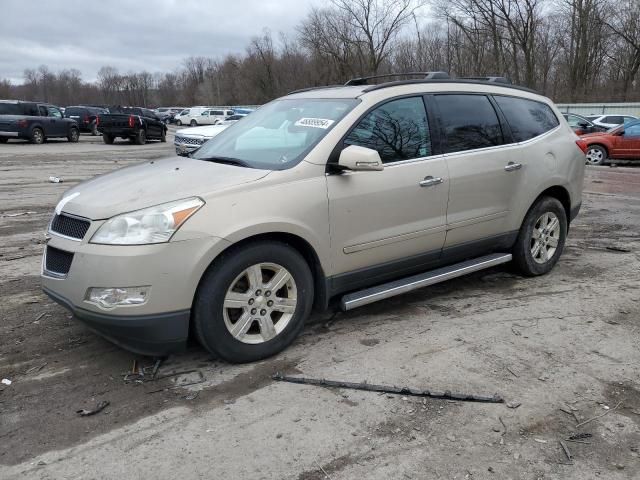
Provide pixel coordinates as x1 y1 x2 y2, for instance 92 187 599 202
586 142 609 156
194 231 329 315
527 185 572 227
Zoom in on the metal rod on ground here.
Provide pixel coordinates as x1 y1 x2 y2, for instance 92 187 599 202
272 373 504 403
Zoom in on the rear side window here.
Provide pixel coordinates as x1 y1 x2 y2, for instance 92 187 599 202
434 94 503 153
603 115 623 124
495 96 559 142
65 107 82 116
344 96 431 163
0 103 23 115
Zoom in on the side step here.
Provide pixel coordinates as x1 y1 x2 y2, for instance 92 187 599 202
340 253 512 311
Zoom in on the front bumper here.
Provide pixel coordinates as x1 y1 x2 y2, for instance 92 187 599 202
41 230 230 356
44 287 189 356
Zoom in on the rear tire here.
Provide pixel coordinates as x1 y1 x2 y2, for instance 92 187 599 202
90 121 98 136
0 137 8 143
30 127 44 144
512 196 567 276
190 119 197 127
585 145 607 165
102 133 114 144
67 127 79 143
176 120 182 126
193 241 314 363
134 129 146 145
160 128 166 143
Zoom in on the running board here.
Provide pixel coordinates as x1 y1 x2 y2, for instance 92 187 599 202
340 253 512 311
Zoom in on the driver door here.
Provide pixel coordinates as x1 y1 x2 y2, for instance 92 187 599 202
327 96 448 286
612 123 640 158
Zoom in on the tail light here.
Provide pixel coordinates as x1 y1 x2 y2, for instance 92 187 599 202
16 119 28 128
575 139 588 154
128 115 135 128
96 116 100 126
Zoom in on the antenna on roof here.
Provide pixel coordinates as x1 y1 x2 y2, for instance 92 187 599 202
345 71 450 86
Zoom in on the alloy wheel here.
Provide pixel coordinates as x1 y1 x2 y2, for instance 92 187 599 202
223 263 297 344
530 212 560 264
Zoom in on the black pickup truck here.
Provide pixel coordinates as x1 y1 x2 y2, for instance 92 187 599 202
97 107 167 145
0 100 79 144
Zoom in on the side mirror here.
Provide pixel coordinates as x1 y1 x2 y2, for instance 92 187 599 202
338 145 384 171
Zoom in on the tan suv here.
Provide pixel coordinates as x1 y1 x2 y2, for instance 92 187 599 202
41 73 585 363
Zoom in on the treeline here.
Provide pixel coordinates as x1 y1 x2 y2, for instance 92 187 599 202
2 0 640 107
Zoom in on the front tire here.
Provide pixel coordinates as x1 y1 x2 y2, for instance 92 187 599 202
160 128 167 142
190 119 197 127
90 121 98 136
176 120 182 126
513 197 567 276
585 145 607 165
0 137 8 143
193 241 314 363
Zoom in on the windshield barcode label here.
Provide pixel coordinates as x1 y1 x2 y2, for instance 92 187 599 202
295 118 335 129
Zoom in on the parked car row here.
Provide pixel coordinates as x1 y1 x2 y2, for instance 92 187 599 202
173 112 250 155
579 119 640 165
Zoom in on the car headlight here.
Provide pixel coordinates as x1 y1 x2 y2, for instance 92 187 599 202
91 197 204 245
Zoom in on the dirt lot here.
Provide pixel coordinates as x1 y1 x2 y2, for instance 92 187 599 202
1 132 639 479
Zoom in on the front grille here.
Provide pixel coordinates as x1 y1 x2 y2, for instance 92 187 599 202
174 135 204 146
50 214 90 240
45 246 74 276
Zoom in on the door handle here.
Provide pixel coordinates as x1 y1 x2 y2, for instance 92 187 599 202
504 162 522 172
419 176 443 187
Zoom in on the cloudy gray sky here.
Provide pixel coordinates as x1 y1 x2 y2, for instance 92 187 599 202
0 0 317 83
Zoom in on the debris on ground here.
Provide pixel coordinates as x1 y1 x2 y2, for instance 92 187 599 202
2 211 36 217
25 363 47 375
605 246 631 253
506 401 521 409
559 440 573 463
568 433 593 441
1 378 12 385
76 400 109 417
576 401 622 428
272 373 504 403
48 176 62 183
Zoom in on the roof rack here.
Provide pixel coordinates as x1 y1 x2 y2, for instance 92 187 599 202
345 71 450 86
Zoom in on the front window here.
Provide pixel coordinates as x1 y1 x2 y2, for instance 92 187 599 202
344 96 431 163
192 98 359 170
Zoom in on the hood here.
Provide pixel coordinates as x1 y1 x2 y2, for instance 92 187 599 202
58 156 270 219
176 124 228 138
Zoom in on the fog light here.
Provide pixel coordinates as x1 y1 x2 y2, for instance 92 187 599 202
86 286 151 309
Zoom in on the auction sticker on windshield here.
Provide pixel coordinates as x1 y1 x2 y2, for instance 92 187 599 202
294 118 335 129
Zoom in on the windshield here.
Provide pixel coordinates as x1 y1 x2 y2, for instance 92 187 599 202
192 98 359 169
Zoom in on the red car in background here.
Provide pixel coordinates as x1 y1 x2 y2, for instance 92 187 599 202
580 120 640 165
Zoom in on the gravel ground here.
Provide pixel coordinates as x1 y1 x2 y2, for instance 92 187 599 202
0 133 639 479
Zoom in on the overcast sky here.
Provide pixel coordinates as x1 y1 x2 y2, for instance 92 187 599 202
0 0 317 83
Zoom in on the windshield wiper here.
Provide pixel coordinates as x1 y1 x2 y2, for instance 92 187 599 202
197 156 251 168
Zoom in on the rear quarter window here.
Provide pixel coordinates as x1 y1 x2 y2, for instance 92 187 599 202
494 96 559 142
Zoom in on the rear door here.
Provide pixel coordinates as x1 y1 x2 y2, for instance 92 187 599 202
434 93 518 248
47 106 66 136
327 96 449 283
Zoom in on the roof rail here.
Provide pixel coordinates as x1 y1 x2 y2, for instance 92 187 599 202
345 71 450 86
361 78 537 94
287 85 344 95
459 76 511 84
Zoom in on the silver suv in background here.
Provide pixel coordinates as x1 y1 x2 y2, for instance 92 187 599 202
41 73 585 363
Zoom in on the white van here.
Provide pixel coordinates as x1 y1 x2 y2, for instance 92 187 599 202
195 108 235 126
174 107 210 126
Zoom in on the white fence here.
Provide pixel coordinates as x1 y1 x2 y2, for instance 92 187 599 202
555 102 640 116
